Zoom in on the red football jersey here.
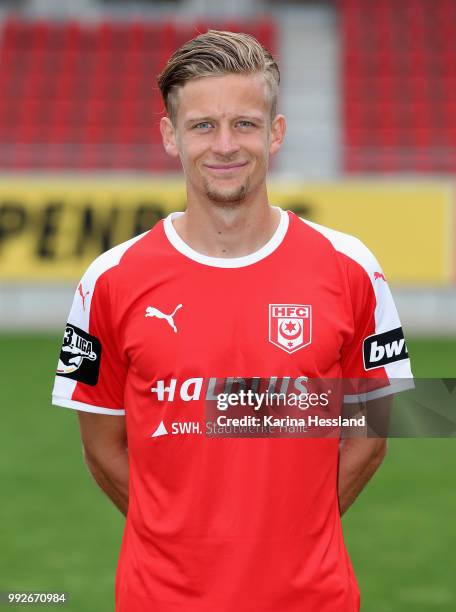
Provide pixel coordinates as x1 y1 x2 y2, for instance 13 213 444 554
53 209 413 611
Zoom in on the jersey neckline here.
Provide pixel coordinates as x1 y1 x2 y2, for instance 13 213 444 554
163 207 289 268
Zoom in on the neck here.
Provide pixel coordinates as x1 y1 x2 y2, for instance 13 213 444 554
172 185 280 258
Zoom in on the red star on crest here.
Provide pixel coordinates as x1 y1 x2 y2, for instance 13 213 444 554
284 321 296 332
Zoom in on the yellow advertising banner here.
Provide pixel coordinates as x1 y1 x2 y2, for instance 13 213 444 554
269 181 454 285
0 178 453 284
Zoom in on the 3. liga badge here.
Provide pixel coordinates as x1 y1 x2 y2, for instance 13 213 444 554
269 304 312 354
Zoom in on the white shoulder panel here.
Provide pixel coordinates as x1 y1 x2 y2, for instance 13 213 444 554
300 219 379 278
299 218 413 382
300 218 399 329
52 230 149 406
68 230 149 333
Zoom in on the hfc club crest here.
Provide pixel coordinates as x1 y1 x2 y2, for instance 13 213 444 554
269 304 312 354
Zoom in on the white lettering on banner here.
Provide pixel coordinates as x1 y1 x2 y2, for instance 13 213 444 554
385 339 405 358
272 306 309 318
206 378 218 401
180 378 203 401
151 379 177 401
171 422 201 434
149 376 320 410
370 339 405 363
370 341 384 363
266 377 278 393
294 376 308 394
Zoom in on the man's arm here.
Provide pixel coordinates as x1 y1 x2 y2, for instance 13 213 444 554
338 395 391 515
77 412 129 516
338 437 387 515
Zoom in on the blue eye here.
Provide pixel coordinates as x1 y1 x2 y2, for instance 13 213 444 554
238 120 254 127
194 122 212 129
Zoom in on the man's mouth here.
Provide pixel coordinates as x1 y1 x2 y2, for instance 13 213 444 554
203 161 248 172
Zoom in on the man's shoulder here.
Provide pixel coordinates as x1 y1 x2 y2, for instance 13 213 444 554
296 216 380 278
79 229 153 291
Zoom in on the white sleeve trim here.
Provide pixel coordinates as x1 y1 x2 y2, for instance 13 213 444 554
343 378 415 403
52 395 125 415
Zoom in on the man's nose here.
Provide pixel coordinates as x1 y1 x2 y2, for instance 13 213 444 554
211 126 240 157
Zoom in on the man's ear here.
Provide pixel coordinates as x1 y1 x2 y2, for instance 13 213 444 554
269 114 286 156
160 117 179 158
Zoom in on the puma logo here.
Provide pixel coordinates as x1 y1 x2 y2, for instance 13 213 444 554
145 304 183 333
78 283 90 310
374 272 387 282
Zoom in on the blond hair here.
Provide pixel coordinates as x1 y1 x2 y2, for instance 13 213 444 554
157 29 280 123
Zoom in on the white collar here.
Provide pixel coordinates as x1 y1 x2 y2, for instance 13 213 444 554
163 207 289 268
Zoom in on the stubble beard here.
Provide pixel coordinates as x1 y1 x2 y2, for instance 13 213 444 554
203 177 250 206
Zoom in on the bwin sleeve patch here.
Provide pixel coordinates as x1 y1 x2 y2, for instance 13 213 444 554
363 327 408 371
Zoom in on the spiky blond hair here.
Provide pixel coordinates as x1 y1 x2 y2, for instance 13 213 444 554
157 29 280 123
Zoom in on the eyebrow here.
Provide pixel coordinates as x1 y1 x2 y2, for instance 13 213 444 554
184 115 265 127
184 117 212 127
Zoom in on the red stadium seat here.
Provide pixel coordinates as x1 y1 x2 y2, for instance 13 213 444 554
340 0 456 173
0 18 277 171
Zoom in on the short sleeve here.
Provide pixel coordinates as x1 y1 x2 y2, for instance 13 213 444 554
52 262 127 415
340 240 414 403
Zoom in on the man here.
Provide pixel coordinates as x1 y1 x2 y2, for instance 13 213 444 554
52 30 413 611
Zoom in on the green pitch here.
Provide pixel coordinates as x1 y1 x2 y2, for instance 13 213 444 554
0 335 455 611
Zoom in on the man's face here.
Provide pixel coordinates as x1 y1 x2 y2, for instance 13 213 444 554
160 73 285 205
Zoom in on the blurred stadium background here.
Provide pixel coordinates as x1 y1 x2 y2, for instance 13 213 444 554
0 0 455 610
